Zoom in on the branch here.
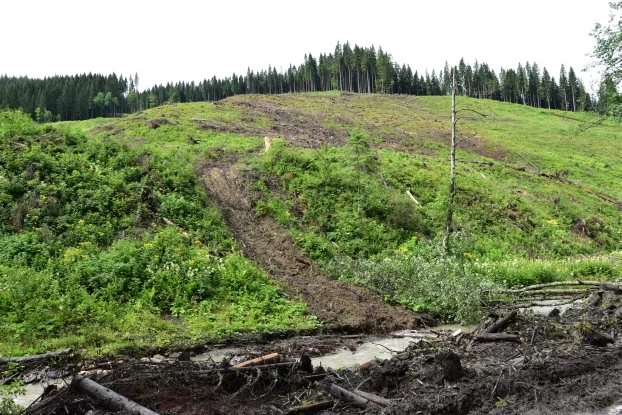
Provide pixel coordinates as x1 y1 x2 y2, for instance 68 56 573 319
456 108 490 118
513 151 541 173
0 348 72 364
493 281 610 294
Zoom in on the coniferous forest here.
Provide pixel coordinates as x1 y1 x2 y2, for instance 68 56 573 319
0 41 601 122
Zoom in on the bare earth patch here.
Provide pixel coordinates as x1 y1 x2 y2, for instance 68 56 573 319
199 160 428 333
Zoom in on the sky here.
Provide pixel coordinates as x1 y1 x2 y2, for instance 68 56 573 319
1 1 613 92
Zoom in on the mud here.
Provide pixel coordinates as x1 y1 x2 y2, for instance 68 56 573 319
22 297 622 415
199 160 429 333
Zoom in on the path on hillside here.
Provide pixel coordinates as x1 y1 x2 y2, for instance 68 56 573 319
200 160 429 333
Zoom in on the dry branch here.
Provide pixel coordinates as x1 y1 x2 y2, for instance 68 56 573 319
474 333 520 343
352 389 391 406
495 281 608 294
485 310 517 334
406 190 420 205
510 289 595 297
284 401 334 415
0 348 72 364
190 361 297 374
71 375 159 415
329 384 368 408
233 353 280 369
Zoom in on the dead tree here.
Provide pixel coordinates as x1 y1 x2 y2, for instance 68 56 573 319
443 67 489 252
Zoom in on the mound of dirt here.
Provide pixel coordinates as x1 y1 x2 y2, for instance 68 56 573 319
200 160 429 333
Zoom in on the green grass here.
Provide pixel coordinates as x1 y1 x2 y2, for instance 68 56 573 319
0 109 317 356
1 92 621 347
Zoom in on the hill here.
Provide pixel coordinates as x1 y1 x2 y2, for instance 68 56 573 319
0 93 620 355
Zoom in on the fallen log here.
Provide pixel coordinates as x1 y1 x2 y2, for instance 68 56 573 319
485 310 517 334
392 330 438 339
284 401 334 415
474 333 520 343
71 375 159 415
512 289 596 297
495 281 607 294
0 348 72 364
329 384 368 408
352 389 391 407
233 353 280 369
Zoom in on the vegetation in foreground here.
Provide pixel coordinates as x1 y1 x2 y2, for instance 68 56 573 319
0 110 317 356
0 90 621 354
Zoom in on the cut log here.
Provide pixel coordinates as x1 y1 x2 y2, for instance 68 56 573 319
71 375 159 415
474 333 520 343
284 401 334 415
352 389 391 406
233 353 280 369
485 310 517 334
329 384 368 408
0 348 72 364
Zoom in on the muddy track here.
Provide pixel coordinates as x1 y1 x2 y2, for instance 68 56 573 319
200 160 428 333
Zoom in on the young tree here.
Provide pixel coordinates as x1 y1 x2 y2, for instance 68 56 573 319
590 2 622 117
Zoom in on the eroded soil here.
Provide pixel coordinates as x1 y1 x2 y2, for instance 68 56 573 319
199 160 427 333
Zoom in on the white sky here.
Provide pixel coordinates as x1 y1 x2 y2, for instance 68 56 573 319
1 1 612 92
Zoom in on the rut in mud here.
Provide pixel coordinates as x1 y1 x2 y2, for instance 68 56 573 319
200 160 428 333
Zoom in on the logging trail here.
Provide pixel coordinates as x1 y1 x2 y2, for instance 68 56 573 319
198 159 429 333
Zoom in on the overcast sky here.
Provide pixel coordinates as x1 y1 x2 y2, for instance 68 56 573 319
1 1 612 92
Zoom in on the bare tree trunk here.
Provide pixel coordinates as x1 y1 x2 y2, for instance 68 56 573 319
71 375 159 415
443 69 457 252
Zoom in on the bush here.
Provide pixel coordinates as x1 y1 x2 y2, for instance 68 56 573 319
323 243 499 324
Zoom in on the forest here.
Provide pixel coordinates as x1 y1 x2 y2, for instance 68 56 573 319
0 42 601 122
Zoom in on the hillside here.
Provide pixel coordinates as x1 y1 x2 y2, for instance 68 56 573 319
0 93 621 355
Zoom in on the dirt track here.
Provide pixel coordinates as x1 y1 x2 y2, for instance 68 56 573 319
200 160 428 333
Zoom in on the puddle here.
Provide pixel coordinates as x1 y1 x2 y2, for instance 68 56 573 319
12 378 70 410
311 337 417 370
575 404 622 415
191 347 238 363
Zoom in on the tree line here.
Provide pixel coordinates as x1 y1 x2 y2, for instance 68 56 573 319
0 41 605 121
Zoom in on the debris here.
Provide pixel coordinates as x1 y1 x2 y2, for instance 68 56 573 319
233 352 280 368
71 375 159 415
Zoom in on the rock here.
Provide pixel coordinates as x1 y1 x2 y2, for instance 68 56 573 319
601 283 621 293
436 351 463 382
177 351 191 361
602 291 619 302
583 332 614 347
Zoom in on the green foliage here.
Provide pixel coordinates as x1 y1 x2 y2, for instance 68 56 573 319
258 138 425 259
0 110 316 355
0 363 24 415
323 241 498 324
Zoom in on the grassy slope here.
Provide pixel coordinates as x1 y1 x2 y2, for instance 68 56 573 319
74 94 622 319
0 109 316 356
1 93 620 354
